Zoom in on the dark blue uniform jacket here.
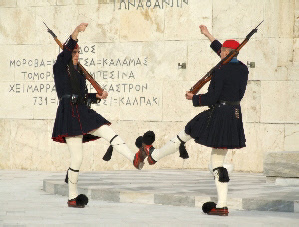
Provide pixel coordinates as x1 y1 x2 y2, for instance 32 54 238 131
185 40 249 149
52 37 110 143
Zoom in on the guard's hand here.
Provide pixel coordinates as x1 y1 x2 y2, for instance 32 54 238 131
76 23 88 33
97 91 108 99
71 23 88 40
185 91 194 100
199 25 210 36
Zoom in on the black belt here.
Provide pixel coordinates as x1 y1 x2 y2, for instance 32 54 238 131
59 94 72 101
59 94 88 106
218 100 240 106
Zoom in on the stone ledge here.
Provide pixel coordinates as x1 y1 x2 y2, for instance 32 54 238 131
43 180 297 213
43 170 299 213
264 151 299 178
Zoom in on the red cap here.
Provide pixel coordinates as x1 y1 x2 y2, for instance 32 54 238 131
222 40 239 49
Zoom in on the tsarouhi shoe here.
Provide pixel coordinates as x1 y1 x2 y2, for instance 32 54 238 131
133 131 155 169
133 136 146 169
207 207 229 216
67 194 89 208
202 201 229 216
147 148 157 165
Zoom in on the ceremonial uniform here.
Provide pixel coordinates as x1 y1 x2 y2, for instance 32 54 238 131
141 38 249 216
52 36 110 143
185 39 248 149
51 32 136 208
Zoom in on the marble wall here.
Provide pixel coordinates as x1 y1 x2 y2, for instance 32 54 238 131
0 0 298 172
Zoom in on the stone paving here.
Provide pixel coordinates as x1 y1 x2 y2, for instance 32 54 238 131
44 169 299 213
1 170 299 226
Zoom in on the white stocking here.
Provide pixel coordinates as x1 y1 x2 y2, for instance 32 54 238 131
65 135 83 200
91 125 135 162
151 130 192 161
211 148 228 208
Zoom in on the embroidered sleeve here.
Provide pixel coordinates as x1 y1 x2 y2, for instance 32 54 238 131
192 94 202 107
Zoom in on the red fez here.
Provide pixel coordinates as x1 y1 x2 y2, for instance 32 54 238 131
223 40 239 49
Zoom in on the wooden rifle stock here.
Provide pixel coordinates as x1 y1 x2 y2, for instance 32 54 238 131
44 22 103 96
190 20 264 95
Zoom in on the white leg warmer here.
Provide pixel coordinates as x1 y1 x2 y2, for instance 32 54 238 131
91 125 135 162
211 148 229 208
65 135 83 200
151 130 192 161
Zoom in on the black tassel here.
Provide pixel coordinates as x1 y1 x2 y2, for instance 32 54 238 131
65 168 79 184
102 135 118 161
103 145 113 161
202 201 217 213
179 142 189 159
65 169 68 184
177 135 189 159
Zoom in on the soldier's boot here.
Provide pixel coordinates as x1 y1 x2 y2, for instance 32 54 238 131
65 168 89 208
202 167 230 216
133 131 155 169
67 194 89 208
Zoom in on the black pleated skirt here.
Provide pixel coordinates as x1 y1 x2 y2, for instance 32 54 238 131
185 104 246 149
52 98 110 143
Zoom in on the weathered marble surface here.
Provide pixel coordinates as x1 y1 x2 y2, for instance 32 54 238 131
0 0 298 172
264 151 299 178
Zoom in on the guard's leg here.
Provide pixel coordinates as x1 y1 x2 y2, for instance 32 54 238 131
206 148 229 216
148 130 192 164
91 125 135 162
65 135 88 208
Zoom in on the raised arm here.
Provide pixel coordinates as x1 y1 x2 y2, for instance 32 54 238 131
199 25 222 56
199 25 215 43
71 23 88 41
54 23 89 68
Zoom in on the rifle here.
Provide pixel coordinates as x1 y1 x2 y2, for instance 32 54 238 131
43 22 103 96
189 20 264 94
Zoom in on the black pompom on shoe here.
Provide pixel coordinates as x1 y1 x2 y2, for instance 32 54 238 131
135 136 143 148
142 131 155 145
202 201 217 213
68 194 89 208
76 194 89 206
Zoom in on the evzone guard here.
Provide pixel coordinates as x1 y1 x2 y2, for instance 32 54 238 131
49 23 154 208
133 22 262 216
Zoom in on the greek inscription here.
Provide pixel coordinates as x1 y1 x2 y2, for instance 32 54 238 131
8 83 55 93
119 96 159 106
115 0 188 10
79 45 96 55
22 71 53 81
97 83 148 93
95 57 148 67
97 96 159 106
9 84 21 93
8 48 157 108
95 70 136 80
10 59 55 68
32 96 59 106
